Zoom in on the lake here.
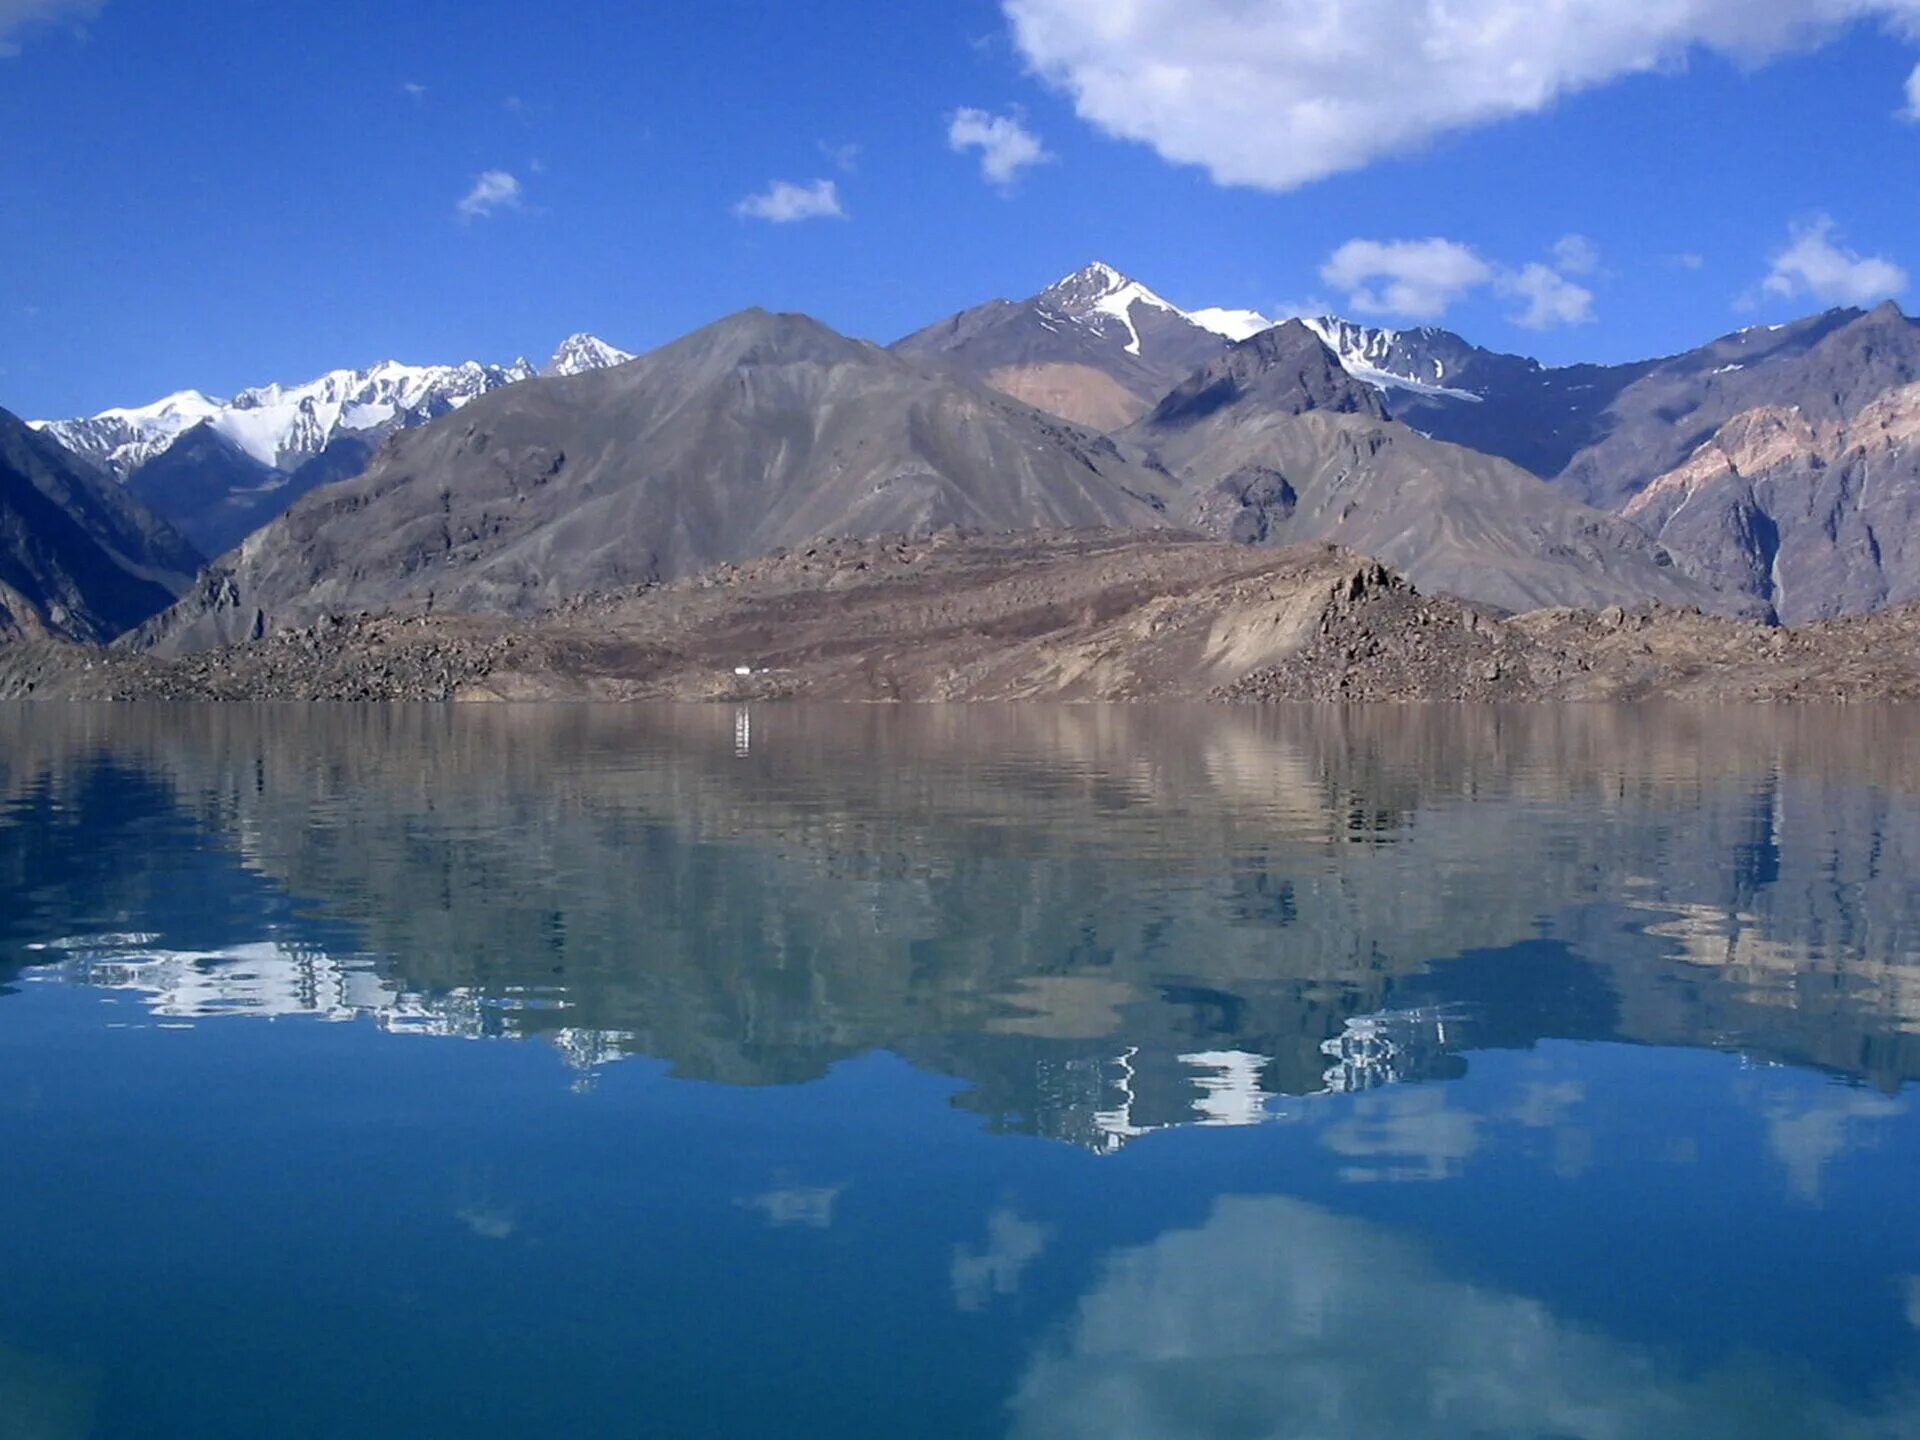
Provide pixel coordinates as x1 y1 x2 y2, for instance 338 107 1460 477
1 703 1918 1438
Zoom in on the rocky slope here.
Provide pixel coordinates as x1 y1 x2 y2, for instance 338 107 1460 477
1611 309 1920 622
130 312 1175 656
9 530 1918 703
1116 324 1762 617
0 406 203 641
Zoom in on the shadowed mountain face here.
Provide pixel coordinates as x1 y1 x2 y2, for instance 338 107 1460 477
1300 310 1863 489
132 310 1174 656
0 407 203 642
1116 324 1763 617
4 704 1920 1125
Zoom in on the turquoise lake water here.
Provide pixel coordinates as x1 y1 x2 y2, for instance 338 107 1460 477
1 704 1918 1438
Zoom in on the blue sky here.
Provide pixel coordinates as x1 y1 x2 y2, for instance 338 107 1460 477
2 0 1917 417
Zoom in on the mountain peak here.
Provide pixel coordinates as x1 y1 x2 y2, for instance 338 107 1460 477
1140 320 1386 429
1044 261 1131 301
658 308 879 375
543 333 636 377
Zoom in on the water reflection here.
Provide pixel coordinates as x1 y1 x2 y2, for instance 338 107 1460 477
3 704 1920 1437
1010 1196 1920 1439
4 705 1920 1147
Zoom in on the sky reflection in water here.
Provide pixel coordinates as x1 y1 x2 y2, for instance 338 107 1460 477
0 703 1917 1438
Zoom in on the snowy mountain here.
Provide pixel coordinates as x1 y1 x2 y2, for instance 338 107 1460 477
36 357 539 481
893 262 1275 429
31 335 631 555
543 333 635 377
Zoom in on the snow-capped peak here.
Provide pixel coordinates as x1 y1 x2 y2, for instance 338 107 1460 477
1039 262 1189 357
35 353 545 479
1300 316 1481 401
543 333 635 377
1038 262 1279 356
1187 307 1274 343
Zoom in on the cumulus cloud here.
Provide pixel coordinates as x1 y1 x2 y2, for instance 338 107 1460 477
1552 234 1601 276
1904 61 1920 119
947 107 1053 186
818 140 862 173
1761 214 1908 306
732 178 845 223
0 0 103 56
399 80 427 102
1320 238 1496 321
1002 0 1920 191
1322 235 1598 328
1503 263 1598 329
456 170 523 221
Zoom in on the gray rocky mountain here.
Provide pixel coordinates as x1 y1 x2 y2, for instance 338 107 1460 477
1117 323 1763 617
132 309 1174 656
892 262 1262 429
0 406 203 641
1617 306 1920 622
1553 305 1894 511
1298 310 1863 489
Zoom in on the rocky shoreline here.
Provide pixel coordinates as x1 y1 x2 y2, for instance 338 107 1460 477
2 532 1916 704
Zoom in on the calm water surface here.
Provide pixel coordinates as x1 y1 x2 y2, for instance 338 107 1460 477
2 703 1919 1438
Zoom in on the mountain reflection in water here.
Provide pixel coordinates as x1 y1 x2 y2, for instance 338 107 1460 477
4 703 1920 1440
4 704 1918 1142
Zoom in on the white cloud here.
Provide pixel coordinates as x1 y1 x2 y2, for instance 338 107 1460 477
1903 60 1920 119
1503 262 1597 329
1761 214 1908 306
456 170 523 221
1669 252 1707 271
819 140 862 173
1552 234 1601 276
400 80 427 102
947 107 1053 186
1321 236 1598 328
1002 0 1920 191
1320 238 1496 321
1271 295 1336 321
0 0 102 56
732 178 845 223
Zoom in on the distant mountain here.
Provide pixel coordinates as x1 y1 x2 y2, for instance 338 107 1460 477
1554 304 1901 510
1116 322 1763 617
1618 303 1920 623
542 333 635 377
37 358 541 479
1295 310 1866 496
133 310 1173 656
0 406 202 641
893 262 1265 429
36 335 632 556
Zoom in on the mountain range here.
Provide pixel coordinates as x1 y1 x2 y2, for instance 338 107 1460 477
8 262 1920 651
33 333 633 556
